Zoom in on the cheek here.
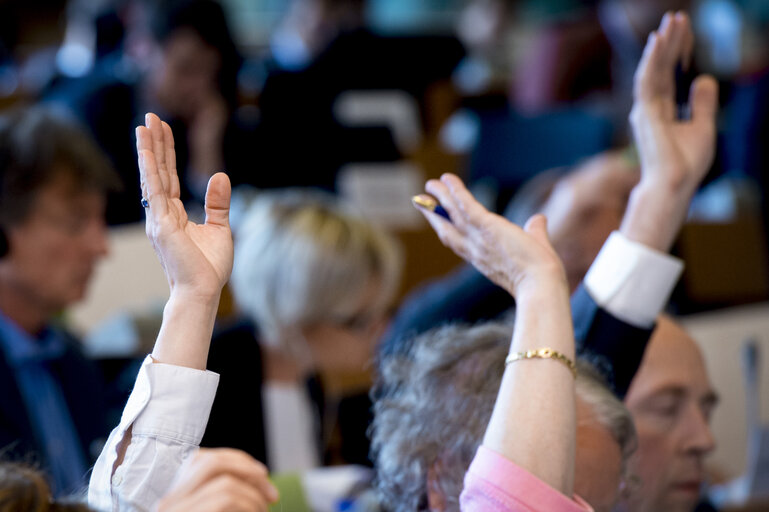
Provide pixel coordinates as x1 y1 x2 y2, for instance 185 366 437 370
628 419 674 497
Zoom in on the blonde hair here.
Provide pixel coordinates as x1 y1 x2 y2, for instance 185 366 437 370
231 189 402 349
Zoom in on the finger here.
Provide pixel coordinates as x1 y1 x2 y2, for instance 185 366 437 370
136 126 153 200
146 113 170 193
523 214 551 247
418 207 469 261
166 475 270 512
139 149 168 218
633 31 661 102
162 121 181 199
663 12 687 70
440 173 492 227
171 448 276 502
204 173 232 228
689 74 719 125
425 178 464 230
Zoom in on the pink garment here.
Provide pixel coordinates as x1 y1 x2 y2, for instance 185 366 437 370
460 446 594 512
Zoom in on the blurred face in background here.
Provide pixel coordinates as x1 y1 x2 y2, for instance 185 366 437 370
622 316 717 512
151 28 221 120
302 276 389 376
3 171 108 315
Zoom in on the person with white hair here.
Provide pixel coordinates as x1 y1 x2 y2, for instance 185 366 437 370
201 188 402 471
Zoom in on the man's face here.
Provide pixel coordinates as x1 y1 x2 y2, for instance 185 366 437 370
3 172 108 315
623 316 718 512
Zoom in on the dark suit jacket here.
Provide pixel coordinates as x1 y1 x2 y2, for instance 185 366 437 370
201 320 373 467
380 264 654 399
0 329 109 470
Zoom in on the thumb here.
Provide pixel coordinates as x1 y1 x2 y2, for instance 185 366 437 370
523 214 550 246
204 172 231 228
690 74 719 124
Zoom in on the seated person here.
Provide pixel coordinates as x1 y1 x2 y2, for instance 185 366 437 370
0 106 121 495
372 321 636 512
203 189 402 470
621 315 718 512
46 0 243 225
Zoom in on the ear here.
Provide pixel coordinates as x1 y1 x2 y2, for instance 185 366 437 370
426 462 447 512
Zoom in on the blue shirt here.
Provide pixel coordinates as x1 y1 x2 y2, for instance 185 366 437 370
0 312 90 495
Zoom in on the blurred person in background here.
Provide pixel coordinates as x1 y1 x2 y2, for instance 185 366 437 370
46 0 243 225
201 189 402 471
619 315 719 512
0 106 120 495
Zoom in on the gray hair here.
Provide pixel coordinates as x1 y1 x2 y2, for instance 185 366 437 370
230 189 402 349
372 322 636 512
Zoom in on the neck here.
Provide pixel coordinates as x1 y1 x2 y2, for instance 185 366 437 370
0 271 50 335
262 344 310 384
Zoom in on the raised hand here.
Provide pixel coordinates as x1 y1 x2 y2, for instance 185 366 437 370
137 113 233 300
414 173 567 298
623 11 719 251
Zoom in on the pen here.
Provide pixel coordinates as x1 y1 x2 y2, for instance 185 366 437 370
412 194 452 223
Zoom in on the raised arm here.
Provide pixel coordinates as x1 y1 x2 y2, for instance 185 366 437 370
89 114 278 511
415 174 577 501
620 11 718 251
136 112 233 369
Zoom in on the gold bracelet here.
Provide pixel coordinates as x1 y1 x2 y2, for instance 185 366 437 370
505 347 577 378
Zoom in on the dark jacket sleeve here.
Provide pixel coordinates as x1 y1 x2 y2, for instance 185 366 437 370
571 284 655 398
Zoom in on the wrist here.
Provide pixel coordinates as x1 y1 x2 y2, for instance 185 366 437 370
514 269 569 303
168 287 222 311
621 180 692 251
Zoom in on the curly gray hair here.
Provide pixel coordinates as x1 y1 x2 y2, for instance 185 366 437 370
371 322 636 512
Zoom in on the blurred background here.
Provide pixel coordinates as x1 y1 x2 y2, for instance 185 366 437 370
2 0 769 506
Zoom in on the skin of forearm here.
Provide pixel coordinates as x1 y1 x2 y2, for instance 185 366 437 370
151 290 222 370
619 175 694 252
482 277 577 496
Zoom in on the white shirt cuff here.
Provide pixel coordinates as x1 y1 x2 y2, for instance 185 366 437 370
584 231 684 328
131 357 220 445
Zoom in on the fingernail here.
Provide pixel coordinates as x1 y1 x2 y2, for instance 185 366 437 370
145 113 151 126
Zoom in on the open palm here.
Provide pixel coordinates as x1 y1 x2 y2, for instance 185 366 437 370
137 113 233 298
630 12 718 189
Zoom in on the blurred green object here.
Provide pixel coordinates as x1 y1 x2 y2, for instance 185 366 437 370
269 473 311 512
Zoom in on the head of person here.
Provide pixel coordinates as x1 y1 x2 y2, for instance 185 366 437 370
230 189 402 373
621 315 718 512
146 0 241 119
0 106 119 329
0 462 91 511
372 322 637 512
505 150 639 291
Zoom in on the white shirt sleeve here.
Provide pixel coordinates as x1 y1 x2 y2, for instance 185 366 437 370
584 231 684 328
88 356 219 512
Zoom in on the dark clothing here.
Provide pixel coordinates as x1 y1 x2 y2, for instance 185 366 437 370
201 320 374 467
380 265 654 399
0 328 109 488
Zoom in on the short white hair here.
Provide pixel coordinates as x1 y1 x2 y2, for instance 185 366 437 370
230 189 402 349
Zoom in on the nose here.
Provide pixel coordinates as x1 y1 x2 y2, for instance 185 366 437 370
681 403 716 456
83 216 110 259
